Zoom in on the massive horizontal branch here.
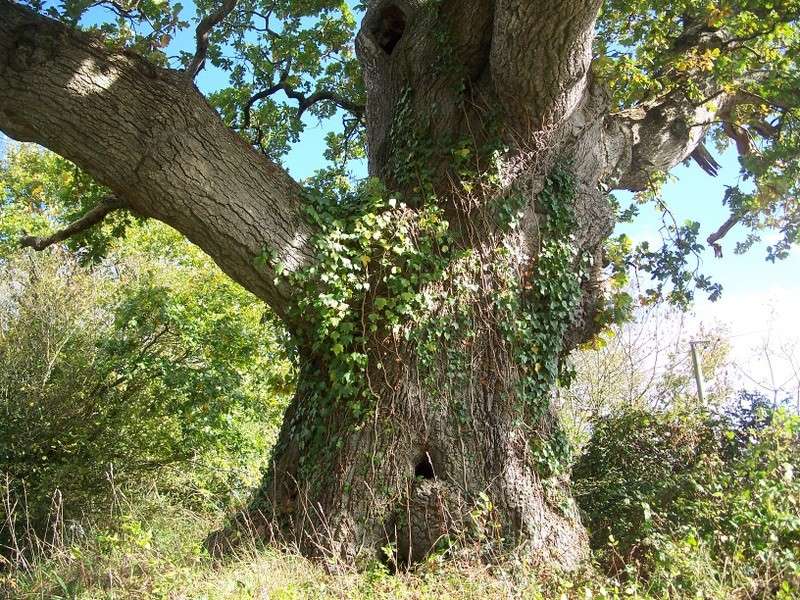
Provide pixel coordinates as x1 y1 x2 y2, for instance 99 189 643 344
602 88 777 258
0 0 316 321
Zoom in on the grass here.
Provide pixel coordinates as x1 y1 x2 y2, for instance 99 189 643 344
2 475 796 599
1 486 649 600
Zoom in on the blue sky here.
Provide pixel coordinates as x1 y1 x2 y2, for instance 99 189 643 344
614 150 799 300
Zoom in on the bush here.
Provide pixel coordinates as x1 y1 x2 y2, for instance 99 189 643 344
0 239 292 555
574 393 800 596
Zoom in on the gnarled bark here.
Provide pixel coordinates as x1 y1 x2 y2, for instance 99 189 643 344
233 331 589 569
1 0 727 572
212 2 620 569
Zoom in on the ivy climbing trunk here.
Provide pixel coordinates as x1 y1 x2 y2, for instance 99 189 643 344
209 0 617 569
246 324 590 569
222 161 613 569
4 0 720 573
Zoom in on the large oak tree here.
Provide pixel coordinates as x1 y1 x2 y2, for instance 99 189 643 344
1 0 798 569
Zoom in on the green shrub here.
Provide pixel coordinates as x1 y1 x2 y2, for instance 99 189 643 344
1 144 294 561
574 394 800 596
0 241 292 554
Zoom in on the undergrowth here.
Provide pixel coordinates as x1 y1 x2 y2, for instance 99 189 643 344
0 486 681 599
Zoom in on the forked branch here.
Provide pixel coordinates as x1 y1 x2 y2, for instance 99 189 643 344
243 73 364 129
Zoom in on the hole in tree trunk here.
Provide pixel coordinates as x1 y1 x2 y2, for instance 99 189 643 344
371 5 407 55
414 453 436 480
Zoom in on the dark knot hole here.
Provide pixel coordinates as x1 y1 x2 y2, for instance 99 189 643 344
414 453 435 480
371 5 407 55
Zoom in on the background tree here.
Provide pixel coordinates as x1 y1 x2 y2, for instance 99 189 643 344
558 301 732 449
1 0 798 569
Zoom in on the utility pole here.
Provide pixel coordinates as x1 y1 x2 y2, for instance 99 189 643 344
690 340 709 404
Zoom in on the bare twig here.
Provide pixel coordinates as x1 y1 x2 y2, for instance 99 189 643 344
243 72 365 129
20 197 127 252
287 88 365 120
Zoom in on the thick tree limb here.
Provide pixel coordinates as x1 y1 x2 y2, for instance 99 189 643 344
20 196 126 250
491 0 603 129
603 92 759 258
0 0 316 321
185 0 238 80
605 93 733 192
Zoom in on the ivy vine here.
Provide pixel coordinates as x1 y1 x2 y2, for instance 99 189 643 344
258 83 595 480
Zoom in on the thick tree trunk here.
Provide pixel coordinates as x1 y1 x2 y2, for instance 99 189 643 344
243 345 589 569
219 164 612 571
204 1 619 569
1 0 727 572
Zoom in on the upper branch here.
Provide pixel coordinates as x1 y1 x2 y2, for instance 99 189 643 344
604 92 733 192
491 0 604 129
243 72 365 129
289 89 365 120
0 0 316 320
185 0 238 80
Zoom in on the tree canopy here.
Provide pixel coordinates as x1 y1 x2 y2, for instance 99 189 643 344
597 0 800 267
3 0 798 307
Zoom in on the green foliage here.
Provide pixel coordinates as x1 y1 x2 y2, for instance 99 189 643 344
192 0 364 168
0 143 294 569
574 393 800 596
0 222 292 547
632 220 723 307
0 241 290 530
594 234 635 328
597 0 800 271
0 145 134 262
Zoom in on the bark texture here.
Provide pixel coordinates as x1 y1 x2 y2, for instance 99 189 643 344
0 0 727 571
222 0 619 569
